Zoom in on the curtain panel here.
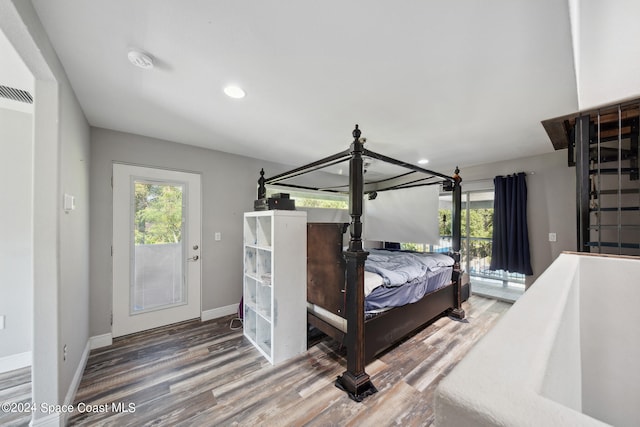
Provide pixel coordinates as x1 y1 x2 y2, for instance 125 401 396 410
490 173 533 275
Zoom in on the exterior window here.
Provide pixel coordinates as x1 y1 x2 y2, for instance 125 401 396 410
402 190 524 288
266 187 348 209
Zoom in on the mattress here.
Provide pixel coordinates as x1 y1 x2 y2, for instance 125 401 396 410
365 266 453 311
308 250 455 332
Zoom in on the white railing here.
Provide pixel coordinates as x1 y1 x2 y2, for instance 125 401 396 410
429 236 525 285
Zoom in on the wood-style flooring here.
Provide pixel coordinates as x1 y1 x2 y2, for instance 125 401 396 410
0 296 510 426
0 366 31 427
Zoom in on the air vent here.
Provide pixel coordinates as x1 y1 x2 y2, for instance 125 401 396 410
0 85 33 104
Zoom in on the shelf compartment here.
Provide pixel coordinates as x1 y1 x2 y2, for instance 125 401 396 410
257 249 272 281
244 247 257 277
244 276 258 309
257 282 272 321
256 315 272 357
257 216 272 247
244 215 258 245
244 307 257 342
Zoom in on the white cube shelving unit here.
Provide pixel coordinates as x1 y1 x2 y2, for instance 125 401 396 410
243 210 307 364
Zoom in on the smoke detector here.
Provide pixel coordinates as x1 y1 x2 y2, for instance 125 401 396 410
127 50 154 69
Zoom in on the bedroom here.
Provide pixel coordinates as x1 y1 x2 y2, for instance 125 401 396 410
1 1 639 426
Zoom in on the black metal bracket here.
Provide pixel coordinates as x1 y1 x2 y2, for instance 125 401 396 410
335 373 378 403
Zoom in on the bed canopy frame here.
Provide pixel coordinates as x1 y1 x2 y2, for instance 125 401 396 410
256 125 464 401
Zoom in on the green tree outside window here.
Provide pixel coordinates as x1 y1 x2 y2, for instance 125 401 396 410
134 183 183 244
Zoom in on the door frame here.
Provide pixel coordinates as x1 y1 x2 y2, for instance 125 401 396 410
112 163 202 337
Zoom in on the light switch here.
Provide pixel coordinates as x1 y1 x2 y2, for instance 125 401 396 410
214 232 221 241
64 193 75 212
549 232 557 242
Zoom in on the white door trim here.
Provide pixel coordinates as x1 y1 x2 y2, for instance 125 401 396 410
112 163 202 337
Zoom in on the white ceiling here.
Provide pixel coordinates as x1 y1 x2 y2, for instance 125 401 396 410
28 0 579 173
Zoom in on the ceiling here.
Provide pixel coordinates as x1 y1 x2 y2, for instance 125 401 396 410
28 0 579 173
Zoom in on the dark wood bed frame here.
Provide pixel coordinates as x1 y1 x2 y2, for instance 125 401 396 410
257 125 464 401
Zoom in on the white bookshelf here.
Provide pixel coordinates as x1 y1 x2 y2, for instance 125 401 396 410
243 210 307 364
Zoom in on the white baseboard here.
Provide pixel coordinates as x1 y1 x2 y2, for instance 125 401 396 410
61 340 91 426
28 344 82 426
30 411 62 427
0 351 31 373
89 333 113 350
201 304 238 321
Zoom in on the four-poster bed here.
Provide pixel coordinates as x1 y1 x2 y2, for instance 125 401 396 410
255 125 465 401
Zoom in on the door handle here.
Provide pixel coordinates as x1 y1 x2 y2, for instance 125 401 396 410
187 255 199 262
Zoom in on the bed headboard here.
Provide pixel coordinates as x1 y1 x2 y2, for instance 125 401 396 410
307 222 349 318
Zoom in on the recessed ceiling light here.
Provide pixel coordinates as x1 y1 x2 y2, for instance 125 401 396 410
127 49 154 69
224 85 246 99
418 158 429 165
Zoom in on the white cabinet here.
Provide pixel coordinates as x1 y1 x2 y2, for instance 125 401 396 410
243 210 307 364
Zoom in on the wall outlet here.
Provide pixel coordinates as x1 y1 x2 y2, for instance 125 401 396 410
63 344 68 361
0 315 5 330
214 232 221 241
549 232 557 242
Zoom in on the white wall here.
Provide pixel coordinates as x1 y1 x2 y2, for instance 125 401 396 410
579 256 640 426
577 0 640 108
460 149 576 287
0 108 32 363
89 128 292 337
435 253 640 427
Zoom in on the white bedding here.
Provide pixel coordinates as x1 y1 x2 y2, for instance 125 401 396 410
365 271 384 297
365 249 454 286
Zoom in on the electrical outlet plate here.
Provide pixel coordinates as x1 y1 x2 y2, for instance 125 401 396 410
549 232 557 242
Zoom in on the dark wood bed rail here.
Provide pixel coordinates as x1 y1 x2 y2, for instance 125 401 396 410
257 125 464 401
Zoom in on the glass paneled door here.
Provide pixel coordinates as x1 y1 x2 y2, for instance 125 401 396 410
112 164 201 337
439 189 525 287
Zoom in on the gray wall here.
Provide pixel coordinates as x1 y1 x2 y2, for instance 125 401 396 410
0 108 32 360
90 127 290 336
90 131 576 338
3 0 91 420
461 149 576 287
57 75 91 403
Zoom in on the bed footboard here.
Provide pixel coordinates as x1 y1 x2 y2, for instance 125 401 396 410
364 282 456 362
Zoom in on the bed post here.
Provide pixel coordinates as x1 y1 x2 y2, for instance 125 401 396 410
257 168 266 200
335 125 378 401
450 166 466 319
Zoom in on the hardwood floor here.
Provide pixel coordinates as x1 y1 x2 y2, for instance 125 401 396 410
60 295 507 426
0 366 31 427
